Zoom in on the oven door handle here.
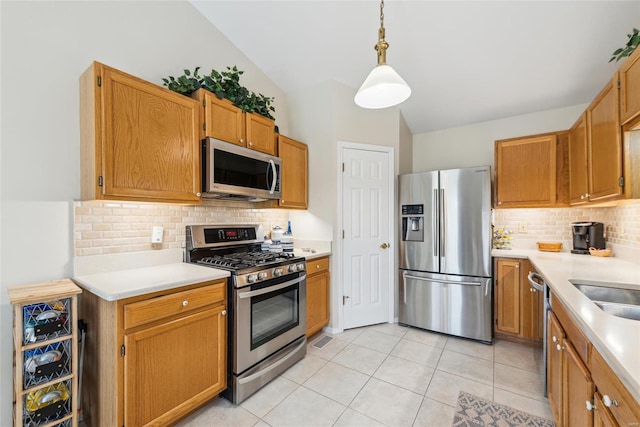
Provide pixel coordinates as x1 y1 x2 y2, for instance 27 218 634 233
237 275 306 299
237 337 307 385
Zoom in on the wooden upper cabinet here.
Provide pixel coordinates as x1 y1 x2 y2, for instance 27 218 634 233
80 62 201 204
278 135 309 209
193 89 244 146
192 88 276 156
569 113 590 205
495 132 568 208
619 46 640 125
246 112 277 155
587 73 623 202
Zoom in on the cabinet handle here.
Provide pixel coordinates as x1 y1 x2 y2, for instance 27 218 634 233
182 300 189 307
586 400 594 411
221 310 227 316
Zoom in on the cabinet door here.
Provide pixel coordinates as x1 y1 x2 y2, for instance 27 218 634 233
548 311 565 426
279 135 309 209
495 259 520 335
520 260 537 340
620 47 640 125
495 135 557 207
569 113 590 205
246 112 276 155
124 305 226 426
100 65 201 203
306 270 330 337
587 74 623 201
563 339 594 427
593 392 618 427
195 90 245 146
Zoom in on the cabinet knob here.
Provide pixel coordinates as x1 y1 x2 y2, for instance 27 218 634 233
552 336 558 343
556 343 564 351
196 192 201 197
221 310 227 316
182 300 189 307
602 395 618 407
316 264 320 269
585 400 594 411
240 138 244 143
248 141 253 147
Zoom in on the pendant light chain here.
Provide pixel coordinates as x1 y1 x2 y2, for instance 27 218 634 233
376 0 389 65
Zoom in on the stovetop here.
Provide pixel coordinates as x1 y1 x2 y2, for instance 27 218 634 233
196 251 297 271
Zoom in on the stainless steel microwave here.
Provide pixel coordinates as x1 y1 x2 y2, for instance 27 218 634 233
202 138 281 201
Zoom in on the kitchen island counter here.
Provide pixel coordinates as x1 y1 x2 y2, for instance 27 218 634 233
492 248 640 403
73 262 229 301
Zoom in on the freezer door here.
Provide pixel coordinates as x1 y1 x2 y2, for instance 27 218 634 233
398 270 492 343
399 171 439 272
439 167 492 277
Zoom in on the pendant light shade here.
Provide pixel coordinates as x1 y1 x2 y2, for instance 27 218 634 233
354 64 411 109
354 0 411 109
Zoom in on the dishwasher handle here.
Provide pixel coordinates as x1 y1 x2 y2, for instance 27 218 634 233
527 271 545 292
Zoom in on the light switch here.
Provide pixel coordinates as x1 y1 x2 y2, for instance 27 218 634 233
151 226 163 243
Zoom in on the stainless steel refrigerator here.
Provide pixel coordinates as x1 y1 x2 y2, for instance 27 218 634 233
398 166 493 343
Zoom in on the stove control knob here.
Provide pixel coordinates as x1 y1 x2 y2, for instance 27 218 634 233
297 263 305 271
247 274 258 283
273 268 283 277
288 264 298 273
258 272 268 281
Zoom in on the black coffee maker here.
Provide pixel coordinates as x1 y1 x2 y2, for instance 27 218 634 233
571 222 605 254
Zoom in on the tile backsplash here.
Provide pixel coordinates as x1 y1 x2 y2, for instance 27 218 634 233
74 200 290 256
494 204 640 249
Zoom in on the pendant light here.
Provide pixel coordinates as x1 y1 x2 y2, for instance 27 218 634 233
354 0 411 109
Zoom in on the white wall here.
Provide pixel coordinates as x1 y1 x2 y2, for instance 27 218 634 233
412 104 588 172
0 2 290 424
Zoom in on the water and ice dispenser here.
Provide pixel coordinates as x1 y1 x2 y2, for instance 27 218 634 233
401 204 424 242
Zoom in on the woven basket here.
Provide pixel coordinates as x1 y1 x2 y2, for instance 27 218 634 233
589 247 612 257
536 242 563 252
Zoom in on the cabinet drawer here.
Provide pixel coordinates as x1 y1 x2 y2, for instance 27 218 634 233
590 348 640 427
124 281 225 330
307 257 329 274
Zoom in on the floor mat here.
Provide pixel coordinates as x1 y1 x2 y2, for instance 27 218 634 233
452 391 554 427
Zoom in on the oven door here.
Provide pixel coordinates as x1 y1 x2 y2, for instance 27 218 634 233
234 273 306 374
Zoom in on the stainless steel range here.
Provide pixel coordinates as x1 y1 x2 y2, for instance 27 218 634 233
185 224 307 403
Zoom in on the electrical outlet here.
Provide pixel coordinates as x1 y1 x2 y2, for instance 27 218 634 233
518 223 528 233
151 226 163 243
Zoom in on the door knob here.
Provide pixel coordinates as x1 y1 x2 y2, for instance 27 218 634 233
380 243 389 249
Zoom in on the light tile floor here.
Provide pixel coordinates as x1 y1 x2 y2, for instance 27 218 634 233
177 323 552 427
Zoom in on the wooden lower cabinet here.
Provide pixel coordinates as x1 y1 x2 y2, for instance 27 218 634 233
549 293 640 427
494 258 543 342
306 256 330 337
80 279 227 427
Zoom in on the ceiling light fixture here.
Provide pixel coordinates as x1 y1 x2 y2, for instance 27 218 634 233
354 0 411 109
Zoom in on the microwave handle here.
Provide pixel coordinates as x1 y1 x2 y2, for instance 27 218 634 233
268 159 277 194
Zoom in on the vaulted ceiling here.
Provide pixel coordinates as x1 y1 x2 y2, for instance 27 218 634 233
191 1 640 134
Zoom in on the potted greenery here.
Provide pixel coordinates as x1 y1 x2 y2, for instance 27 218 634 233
610 28 639 62
162 66 275 120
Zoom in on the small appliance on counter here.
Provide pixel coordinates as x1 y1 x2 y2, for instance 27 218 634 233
571 222 605 254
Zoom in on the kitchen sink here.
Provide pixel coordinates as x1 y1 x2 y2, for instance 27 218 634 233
571 281 640 321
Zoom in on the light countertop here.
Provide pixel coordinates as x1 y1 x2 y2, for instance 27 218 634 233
294 248 332 260
73 263 230 301
492 248 640 402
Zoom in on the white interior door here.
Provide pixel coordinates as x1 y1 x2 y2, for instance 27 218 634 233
341 145 393 329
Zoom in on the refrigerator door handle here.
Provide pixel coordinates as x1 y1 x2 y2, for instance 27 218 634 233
440 188 446 257
402 271 408 304
403 274 482 287
433 188 438 256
